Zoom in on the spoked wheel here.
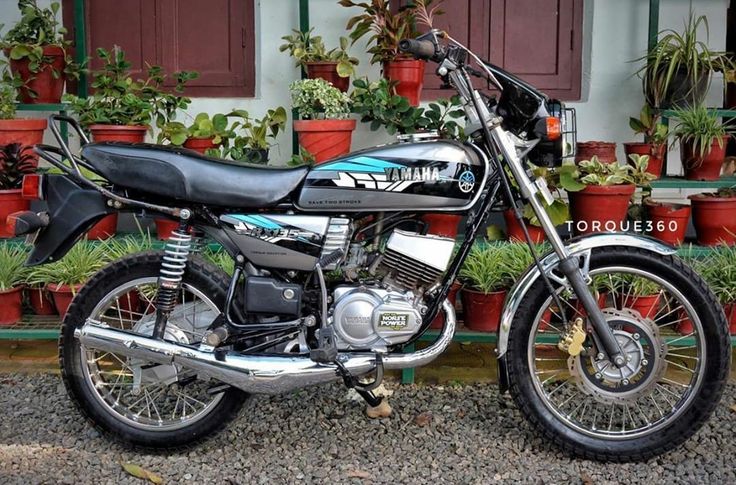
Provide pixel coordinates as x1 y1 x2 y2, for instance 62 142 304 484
60 252 247 448
507 247 731 461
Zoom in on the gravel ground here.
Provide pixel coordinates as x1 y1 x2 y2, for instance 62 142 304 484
0 374 734 484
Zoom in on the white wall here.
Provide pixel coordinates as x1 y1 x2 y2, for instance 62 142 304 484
2 0 731 176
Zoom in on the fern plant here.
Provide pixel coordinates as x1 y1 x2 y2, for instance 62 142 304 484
0 244 29 291
26 242 110 291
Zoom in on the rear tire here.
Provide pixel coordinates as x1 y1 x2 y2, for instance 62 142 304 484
506 247 731 461
60 251 248 448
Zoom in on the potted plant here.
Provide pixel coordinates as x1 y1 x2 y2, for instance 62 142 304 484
688 188 736 246
575 141 617 164
159 112 237 155
0 81 47 164
64 47 196 143
0 143 34 238
280 29 359 92
672 105 731 181
644 198 691 246
459 243 513 332
624 105 669 178
698 245 736 333
291 78 355 163
220 107 287 164
638 14 733 109
504 164 568 244
560 155 655 235
612 274 661 319
352 77 429 135
0 244 28 325
341 0 442 106
0 1 82 104
26 241 109 317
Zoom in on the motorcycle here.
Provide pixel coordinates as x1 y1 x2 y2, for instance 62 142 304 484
12 29 730 461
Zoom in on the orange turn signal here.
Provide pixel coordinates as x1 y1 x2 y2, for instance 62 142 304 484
546 116 562 141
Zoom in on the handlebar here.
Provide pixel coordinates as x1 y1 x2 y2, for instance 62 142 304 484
398 38 439 62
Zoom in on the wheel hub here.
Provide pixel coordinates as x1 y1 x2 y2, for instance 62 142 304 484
570 309 667 403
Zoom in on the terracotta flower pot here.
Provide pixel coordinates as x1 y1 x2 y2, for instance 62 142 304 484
48 283 81 318
576 141 617 163
621 294 661 319
305 62 350 92
0 286 24 326
89 124 148 143
677 310 694 335
0 189 31 238
462 288 507 332
681 137 727 181
7 45 66 104
430 281 462 329
688 194 736 246
294 119 356 164
568 184 636 236
183 136 219 154
117 290 142 321
422 213 462 238
382 59 425 106
623 142 665 178
0 118 48 166
27 286 57 316
503 209 546 243
645 200 691 246
155 218 180 240
86 213 118 240
724 303 736 334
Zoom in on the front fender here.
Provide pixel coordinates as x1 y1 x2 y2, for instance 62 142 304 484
495 233 676 358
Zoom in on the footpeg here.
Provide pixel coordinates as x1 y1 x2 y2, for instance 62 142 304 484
310 326 338 363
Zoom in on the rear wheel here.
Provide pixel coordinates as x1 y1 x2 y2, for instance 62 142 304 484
60 252 247 448
506 247 731 461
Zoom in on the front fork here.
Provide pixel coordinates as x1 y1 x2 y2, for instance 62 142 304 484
490 124 628 368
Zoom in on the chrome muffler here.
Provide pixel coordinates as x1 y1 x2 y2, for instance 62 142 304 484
75 300 456 394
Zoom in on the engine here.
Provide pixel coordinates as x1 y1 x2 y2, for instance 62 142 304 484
330 230 456 351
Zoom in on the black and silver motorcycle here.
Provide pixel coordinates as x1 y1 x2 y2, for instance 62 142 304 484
14 30 730 461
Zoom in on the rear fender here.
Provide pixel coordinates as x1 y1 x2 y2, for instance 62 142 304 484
26 175 114 266
495 233 676 359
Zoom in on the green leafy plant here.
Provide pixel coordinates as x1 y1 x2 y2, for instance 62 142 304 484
459 244 514 293
107 234 153 260
510 164 570 227
604 273 660 297
279 29 359 78
629 104 668 146
558 155 655 192
637 14 734 107
224 107 288 158
672 104 731 159
202 249 235 276
0 1 82 84
26 241 110 291
291 78 352 120
698 244 736 304
500 242 550 283
423 96 466 139
0 82 16 119
0 244 28 291
339 0 442 64
287 147 317 167
158 112 236 146
63 47 197 128
0 143 35 190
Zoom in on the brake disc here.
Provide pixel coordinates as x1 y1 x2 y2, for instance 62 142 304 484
569 308 668 404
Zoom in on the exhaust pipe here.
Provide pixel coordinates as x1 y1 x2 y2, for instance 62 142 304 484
75 300 456 394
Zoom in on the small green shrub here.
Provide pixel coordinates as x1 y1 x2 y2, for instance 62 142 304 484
290 78 351 120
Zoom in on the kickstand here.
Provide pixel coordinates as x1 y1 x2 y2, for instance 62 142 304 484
335 354 385 407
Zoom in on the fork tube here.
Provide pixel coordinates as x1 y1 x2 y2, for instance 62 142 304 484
487 122 627 368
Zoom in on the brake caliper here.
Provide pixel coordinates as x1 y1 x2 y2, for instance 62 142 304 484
558 317 586 356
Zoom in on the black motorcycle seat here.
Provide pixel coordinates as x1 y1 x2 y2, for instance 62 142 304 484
80 142 308 208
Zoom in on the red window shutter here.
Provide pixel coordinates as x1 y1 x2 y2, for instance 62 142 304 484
63 0 255 97
420 0 583 101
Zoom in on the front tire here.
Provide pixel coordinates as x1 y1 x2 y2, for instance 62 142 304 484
506 247 731 461
60 252 247 448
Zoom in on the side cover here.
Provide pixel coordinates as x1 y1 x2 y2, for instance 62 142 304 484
296 140 488 211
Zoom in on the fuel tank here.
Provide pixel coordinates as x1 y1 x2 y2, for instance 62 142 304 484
296 140 488 212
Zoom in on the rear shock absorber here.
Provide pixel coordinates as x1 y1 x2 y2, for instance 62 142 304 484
152 211 192 338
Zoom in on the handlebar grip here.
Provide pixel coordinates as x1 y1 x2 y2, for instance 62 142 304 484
398 39 436 61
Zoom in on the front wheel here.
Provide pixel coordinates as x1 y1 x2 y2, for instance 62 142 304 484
506 247 731 461
60 252 248 448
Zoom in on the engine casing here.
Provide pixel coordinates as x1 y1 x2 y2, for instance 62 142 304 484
331 286 424 351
